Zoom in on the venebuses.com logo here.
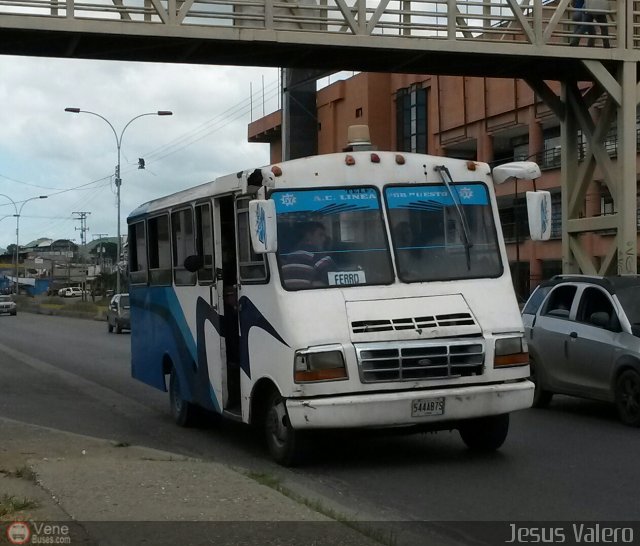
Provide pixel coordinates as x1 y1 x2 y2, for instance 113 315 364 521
5 521 71 544
6 522 30 545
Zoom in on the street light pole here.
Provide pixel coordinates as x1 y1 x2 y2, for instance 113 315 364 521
65 108 173 294
0 194 47 295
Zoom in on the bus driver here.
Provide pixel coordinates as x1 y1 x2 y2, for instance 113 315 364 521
280 222 337 289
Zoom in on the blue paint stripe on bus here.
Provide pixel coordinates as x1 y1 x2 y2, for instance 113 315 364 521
130 286 221 413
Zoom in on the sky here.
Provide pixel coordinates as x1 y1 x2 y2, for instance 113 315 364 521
0 55 282 251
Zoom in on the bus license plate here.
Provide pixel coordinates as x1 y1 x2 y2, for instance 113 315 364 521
411 397 445 417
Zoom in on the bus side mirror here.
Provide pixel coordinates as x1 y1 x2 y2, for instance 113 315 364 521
184 255 204 272
249 199 278 254
492 161 541 185
492 161 549 241
526 190 551 241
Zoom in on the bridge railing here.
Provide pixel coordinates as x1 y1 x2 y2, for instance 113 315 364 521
0 0 637 49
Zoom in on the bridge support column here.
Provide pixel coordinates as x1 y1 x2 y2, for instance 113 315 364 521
616 61 638 274
282 68 322 161
527 59 639 276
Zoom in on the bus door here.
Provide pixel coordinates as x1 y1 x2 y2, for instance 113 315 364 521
214 195 241 412
191 201 225 410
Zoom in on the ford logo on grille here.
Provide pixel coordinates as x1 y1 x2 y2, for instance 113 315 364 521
417 358 432 366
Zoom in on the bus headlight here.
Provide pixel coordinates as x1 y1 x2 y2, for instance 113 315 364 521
494 336 529 368
294 346 348 383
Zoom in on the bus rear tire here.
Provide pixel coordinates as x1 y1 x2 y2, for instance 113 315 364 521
264 390 305 466
170 368 197 427
459 413 509 452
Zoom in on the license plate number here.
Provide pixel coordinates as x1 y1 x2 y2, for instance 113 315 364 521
411 397 445 417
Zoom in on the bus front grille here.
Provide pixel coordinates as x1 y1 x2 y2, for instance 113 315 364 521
351 312 476 334
355 340 485 383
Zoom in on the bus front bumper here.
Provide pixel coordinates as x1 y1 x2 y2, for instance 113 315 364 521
286 380 533 429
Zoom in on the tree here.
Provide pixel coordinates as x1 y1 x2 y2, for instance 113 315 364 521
90 242 117 264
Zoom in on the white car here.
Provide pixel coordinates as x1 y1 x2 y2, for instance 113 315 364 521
0 295 17 316
60 287 83 297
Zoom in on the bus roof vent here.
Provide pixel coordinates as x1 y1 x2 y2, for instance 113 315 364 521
343 125 375 152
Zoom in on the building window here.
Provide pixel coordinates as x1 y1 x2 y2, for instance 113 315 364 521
355 107 363 118
542 127 561 169
499 197 529 242
600 185 615 216
512 139 529 162
541 260 562 281
396 85 427 153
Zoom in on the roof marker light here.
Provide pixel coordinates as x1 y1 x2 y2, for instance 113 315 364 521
395 154 405 165
467 161 477 171
345 155 356 166
271 165 282 177
370 153 380 163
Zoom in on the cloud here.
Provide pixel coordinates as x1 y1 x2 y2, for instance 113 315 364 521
0 55 278 248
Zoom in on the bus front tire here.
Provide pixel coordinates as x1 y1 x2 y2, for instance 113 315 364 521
458 413 509 452
264 391 305 466
170 368 197 427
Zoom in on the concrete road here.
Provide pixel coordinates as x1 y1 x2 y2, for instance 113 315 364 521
1 313 639 539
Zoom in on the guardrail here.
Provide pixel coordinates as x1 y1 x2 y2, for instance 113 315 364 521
0 0 637 50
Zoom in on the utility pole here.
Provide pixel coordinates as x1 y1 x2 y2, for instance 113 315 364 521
92 233 108 272
73 211 91 247
74 212 91 300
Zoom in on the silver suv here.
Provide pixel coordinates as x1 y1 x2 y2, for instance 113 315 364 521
106 293 130 334
0 295 17 316
522 275 640 426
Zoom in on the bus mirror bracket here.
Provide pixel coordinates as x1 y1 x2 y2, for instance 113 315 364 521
249 199 278 254
184 255 204 272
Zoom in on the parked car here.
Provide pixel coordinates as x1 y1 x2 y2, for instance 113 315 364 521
106 293 130 334
59 287 83 298
522 275 640 426
0 295 17 316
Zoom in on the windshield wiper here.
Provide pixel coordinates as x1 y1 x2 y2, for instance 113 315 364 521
433 165 473 270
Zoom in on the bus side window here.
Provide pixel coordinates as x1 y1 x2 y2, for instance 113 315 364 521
148 214 172 285
129 220 148 285
171 207 197 286
236 197 269 283
195 203 214 284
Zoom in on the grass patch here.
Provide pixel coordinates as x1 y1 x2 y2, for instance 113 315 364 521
41 296 64 305
13 466 37 483
0 495 38 518
40 303 64 310
66 301 101 312
244 471 396 545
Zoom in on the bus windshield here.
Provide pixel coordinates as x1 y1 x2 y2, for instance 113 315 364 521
385 183 503 282
272 187 394 290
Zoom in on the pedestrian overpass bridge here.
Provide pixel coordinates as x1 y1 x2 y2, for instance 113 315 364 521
0 0 637 76
1 0 640 274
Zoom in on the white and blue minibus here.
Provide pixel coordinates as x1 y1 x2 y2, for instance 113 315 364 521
127 129 545 465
